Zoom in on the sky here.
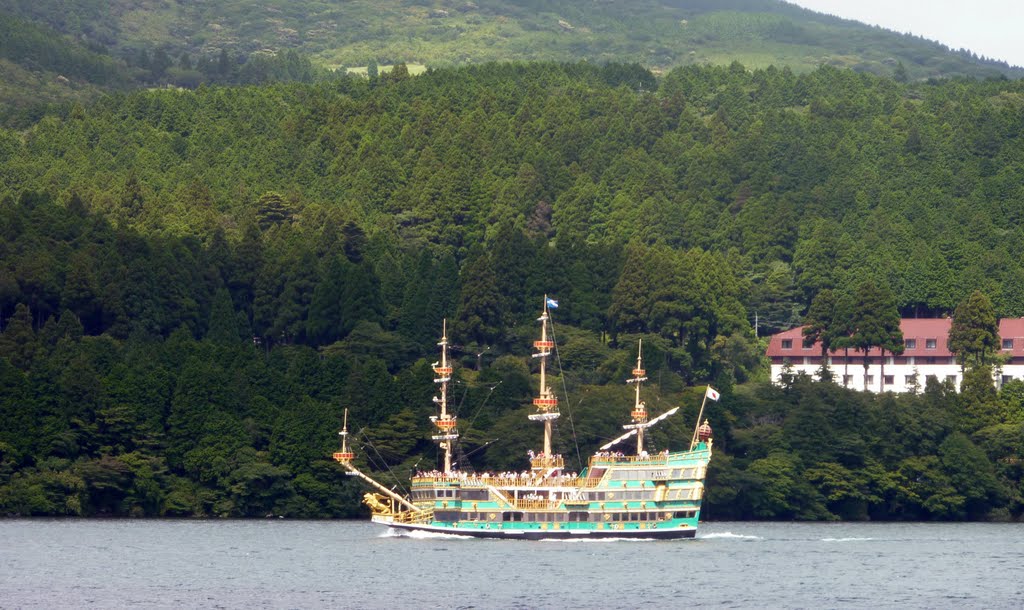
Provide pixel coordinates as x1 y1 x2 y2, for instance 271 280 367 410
786 0 1024 67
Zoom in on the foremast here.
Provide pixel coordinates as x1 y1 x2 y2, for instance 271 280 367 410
333 408 420 513
625 340 649 455
528 296 563 471
430 320 458 474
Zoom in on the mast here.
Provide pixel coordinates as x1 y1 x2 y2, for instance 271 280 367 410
528 296 561 469
430 320 458 473
333 408 420 512
626 340 649 455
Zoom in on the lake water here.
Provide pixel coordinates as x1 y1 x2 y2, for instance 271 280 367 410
1 520 1022 608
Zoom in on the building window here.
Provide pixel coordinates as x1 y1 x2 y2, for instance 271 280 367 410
926 374 937 384
866 375 874 385
883 375 894 385
802 339 814 350
781 339 792 349
905 338 917 349
843 375 853 385
925 338 937 349
1002 375 1013 386
946 375 957 384
905 374 917 385
1003 338 1014 350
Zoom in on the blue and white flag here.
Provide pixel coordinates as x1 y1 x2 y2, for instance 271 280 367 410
546 297 559 309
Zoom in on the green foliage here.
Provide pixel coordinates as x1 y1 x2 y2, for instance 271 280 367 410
3 61 1024 520
949 291 1000 370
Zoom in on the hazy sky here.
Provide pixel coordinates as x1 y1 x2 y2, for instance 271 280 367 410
786 1 1024 67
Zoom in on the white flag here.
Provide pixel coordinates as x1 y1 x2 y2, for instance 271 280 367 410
706 386 720 401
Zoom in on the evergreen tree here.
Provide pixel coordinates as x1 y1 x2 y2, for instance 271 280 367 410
949 290 999 372
846 281 903 392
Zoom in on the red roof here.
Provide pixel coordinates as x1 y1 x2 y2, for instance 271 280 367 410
765 318 1024 358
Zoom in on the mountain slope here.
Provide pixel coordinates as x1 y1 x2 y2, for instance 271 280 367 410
4 0 1020 81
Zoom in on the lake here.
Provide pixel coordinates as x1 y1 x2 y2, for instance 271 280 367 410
1 520 1022 608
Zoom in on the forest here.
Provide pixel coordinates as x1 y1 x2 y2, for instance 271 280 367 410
2 61 1024 519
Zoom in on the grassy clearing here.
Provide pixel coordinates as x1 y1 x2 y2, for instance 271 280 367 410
323 63 428 76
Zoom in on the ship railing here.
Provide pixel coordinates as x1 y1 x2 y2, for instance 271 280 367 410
413 474 593 488
530 455 565 470
588 453 673 467
511 498 562 510
392 508 435 524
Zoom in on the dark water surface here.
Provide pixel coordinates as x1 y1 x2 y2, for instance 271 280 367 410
1 520 1022 608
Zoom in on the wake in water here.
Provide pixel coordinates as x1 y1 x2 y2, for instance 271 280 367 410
699 532 763 540
537 537 658 543
379 528 474 540
820 537 875 542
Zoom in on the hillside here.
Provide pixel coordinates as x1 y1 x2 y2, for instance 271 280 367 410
3 0 1021 81
3 63 1024 520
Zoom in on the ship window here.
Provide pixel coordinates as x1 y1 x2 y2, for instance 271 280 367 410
461 489 488 501
502 511 523 522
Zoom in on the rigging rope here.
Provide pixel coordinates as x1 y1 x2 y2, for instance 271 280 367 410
451 380 500 472
358 428 410 497
547 313 584 472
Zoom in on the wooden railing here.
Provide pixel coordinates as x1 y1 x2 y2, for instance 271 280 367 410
392 508 434 524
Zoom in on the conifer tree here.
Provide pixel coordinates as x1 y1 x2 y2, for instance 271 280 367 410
949 290 999 373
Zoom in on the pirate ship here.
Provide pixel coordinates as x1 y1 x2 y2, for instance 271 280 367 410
334 298 714 539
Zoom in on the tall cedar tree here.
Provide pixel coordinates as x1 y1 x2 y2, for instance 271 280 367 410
846 281 903 392
803 289 837 382
948 290 999 372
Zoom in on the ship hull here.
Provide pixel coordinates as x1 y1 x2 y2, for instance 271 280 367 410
378 518 698 540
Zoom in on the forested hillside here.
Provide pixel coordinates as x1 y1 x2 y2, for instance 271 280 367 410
2 1 1021 128
7 0 1019 79
2 62 1024 519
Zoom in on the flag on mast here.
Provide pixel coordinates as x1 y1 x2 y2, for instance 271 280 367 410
546 297 559 309
705 386 720 401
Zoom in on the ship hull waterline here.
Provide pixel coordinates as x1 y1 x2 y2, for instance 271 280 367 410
374 518 698 540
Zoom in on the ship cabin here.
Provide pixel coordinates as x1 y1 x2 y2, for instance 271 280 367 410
406 443 710 530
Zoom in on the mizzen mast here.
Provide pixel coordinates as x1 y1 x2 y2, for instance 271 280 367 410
528 296 563 471
430 320 458 473
626 339 649 455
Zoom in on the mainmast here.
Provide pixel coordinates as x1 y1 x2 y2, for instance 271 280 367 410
626 340 649 455
430 320 458 473
528 296 562 471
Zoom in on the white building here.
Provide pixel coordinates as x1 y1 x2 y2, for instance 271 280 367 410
766 318 1024 393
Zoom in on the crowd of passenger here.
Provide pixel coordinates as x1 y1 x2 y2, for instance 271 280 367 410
412 469 580 486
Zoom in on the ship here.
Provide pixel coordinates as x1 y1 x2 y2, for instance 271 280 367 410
333 297 715 540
